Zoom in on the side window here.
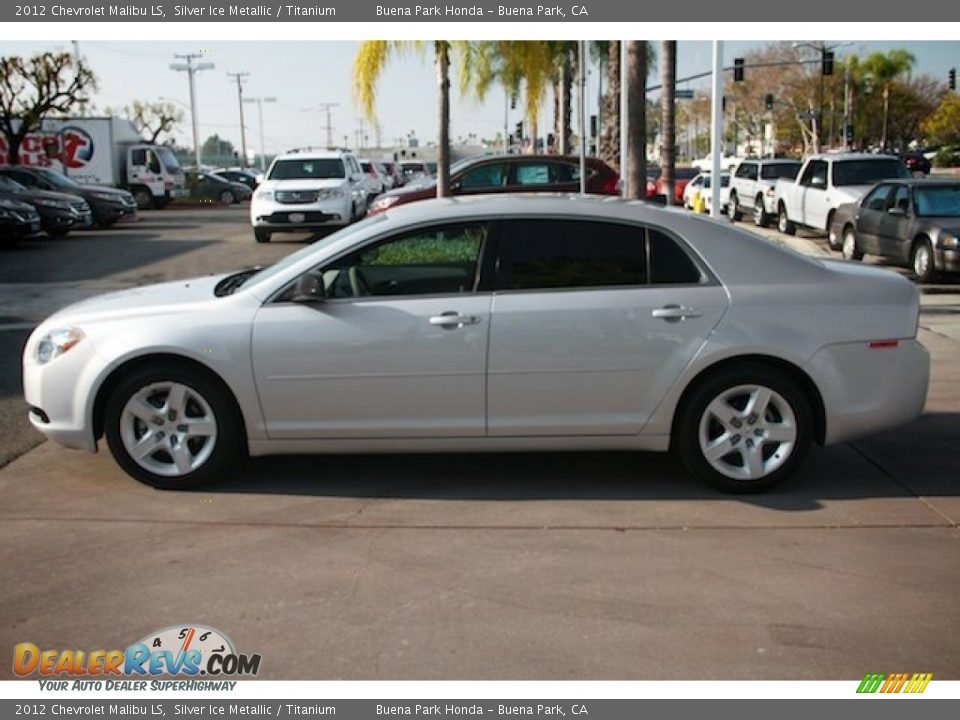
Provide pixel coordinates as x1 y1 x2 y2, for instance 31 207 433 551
322 223 486 299
130 148 147 166
800 161 827 188
746 164 759 181
889 185 910 213
863 185 892 211
497 219 646 291
457 163 506 190
649 230 703 285
146 150 162 174
513 163 554 186
9 170 35 186
735 163 752 179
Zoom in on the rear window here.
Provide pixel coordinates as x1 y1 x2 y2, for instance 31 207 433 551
649 230 702 284
269 158 345 180
832 159 909 187
761 163 801 180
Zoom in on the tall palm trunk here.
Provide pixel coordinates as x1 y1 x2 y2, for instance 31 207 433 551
881 84 890 151
436 41 451 197
625 41 647 200
660 41 676 205
601 41 620 171
559 51 573 155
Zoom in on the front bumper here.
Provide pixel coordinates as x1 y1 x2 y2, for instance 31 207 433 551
806 338 929 445
936 247 960 273
251 197 352 231
91 199 139 224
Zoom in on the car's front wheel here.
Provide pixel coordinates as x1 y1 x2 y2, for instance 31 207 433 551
104 362 243 489
777 204 796 235
254 228 271 243
753 195 768 227
728 193 741 221
911 238 936 283
675 364 813 493
842 226 863 261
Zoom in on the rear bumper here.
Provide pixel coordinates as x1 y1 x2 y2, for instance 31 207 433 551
806 338 929 445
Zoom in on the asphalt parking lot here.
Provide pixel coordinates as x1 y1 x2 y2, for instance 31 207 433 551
1 206 958 680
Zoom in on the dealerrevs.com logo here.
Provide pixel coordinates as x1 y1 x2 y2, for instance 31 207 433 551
13 625 261 679
857 672 933 694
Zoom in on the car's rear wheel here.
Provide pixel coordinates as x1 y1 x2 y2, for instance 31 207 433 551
219 190 235 205
777 204 796 235
842 226 863 261
104 363 243 489
675 364 813 494
728 193 741 221
254 228 271 243
911 238 936 283
753 195 768 227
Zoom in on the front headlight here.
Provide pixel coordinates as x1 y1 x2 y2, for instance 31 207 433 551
34 198 70 210
371 195 400 211
35 328 85 366
941 233 959 250
90 191 120 201
317 189 344 200
254 189 273 201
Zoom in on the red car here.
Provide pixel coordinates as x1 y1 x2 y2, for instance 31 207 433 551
649 166 700 204
367 154 620 215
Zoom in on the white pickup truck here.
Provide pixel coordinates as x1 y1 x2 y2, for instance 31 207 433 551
774 153 910 248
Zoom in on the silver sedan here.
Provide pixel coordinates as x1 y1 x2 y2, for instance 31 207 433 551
22 196 929 493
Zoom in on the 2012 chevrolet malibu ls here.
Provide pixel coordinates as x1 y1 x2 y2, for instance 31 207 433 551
23 195 929 493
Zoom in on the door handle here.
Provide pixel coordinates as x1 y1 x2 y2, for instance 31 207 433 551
429 312 480 328
651 304 702 321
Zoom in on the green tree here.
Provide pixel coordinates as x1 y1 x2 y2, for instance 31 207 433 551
861 49 916 150
0 51 96 164
922 92 960 146
202 134 235 162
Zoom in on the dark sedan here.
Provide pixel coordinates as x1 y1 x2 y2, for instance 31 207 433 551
0 166 138 227
186 171 253 204
0 174 92 237
901 152 932 177
830 179 960 282
213 168 261 191
0 196 42 246
368 155 620 215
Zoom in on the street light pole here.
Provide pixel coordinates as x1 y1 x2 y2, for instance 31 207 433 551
710 40 724 219
243 96 277 171
227 71 250 166
578 40 587 195
170 54 214 169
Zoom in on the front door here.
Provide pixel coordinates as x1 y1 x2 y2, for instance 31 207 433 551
252 222 492 439
855 184 894 255
486 219 729 436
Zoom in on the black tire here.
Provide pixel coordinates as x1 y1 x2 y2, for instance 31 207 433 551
842 226 863 261
911 238 936 283
46 227 70 238
132 188 154 210
728 192 742 221
753 195 768 227
254 228 272 243
674 363 813 494
104 361 244 490
825 211 841 250
777 204 796 235
219 190 235 205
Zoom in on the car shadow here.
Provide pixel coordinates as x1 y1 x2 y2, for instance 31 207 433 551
199 411 960 512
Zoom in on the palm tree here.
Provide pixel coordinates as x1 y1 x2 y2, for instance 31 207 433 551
862 49 915 150
624 41 648 199
354 41 459 196
660 41 677 205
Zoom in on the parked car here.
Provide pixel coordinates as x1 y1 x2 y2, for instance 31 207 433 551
775 153 910 246
728 159 802 227
683 171 731 214
901 152 932 177
250 149 367 243
185 170 253 205
23 195 928 494
399 161 430 183
653 167 700 205
382 161 404 188
213 168 261 191
830 179 960 282
368 154 620 215
358 159 388 198
0 174 92 237
0 196 42 245
0 166 138 227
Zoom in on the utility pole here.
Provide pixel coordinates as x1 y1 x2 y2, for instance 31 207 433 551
227 72 250 166
170 54 215 169
243 96 277 171
710 40 724 219
316 103 338 147
578 40 587 194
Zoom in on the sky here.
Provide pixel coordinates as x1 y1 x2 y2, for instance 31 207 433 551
5 40 959 158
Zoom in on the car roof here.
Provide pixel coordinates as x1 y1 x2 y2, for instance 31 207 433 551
871 178 960 187
276 150 349 160
807 152 900 161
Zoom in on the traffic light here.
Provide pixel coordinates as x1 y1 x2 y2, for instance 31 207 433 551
546 132 555 149
733 58 745 82
510 93 517 110
950 68 957 91
590 114 597 138
765 94 774 111
822 51 835 76
515 121 523 140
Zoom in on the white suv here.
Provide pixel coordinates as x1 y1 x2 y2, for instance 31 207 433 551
250 149 367 243
728 159 802 227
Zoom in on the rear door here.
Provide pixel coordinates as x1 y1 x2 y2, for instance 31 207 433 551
486 218 729 436
855 184 894 255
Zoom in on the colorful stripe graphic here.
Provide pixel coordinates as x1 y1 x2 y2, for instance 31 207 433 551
857 673 932 694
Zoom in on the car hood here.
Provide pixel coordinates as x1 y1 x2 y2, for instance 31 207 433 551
77 184 131 198
833 185 874 201
379 182 436 202
262 179 347 191
17 188 82 204
45 274 229 326
0 196 36 213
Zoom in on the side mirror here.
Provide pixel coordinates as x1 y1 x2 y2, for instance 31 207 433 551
888 207 907 217
291 272 326 303
450 181 462 193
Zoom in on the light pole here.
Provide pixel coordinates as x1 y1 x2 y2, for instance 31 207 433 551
170 54 215 169
227 72 250 166
243 96 277 171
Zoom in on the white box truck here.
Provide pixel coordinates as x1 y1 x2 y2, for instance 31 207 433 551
0 116 187 209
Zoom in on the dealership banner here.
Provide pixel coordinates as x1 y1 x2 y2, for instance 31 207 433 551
3 0 960 22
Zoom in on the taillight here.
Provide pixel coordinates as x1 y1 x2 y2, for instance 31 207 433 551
602 175 619 194
869 340 899 349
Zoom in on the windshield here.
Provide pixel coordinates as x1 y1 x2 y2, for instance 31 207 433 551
761 163 801 180
270 158 345 180
241 214 389 291
37 169 80 189
0 175 26 191
832 159 909 187
156 146 181 174
914 185 960 217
